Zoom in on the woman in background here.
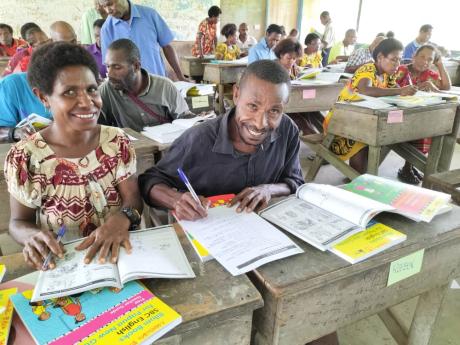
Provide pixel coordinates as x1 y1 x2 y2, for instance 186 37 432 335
215 23 242 61
191 5 221 57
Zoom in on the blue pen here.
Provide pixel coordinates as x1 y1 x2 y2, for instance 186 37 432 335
42 225 66 270
177 168 202 207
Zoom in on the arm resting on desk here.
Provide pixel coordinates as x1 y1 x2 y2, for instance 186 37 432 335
357 78 417 97
163 44 186 81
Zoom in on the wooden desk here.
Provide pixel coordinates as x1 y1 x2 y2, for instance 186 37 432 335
250 206 460 345
305 102 460 185
285 83 342 113
443 60 460 86
202 63 247 114
180 56 214 80
0 225 264 345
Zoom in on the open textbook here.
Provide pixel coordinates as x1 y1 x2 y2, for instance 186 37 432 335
31 226 195 302
259 175 451 251
179 206 303 276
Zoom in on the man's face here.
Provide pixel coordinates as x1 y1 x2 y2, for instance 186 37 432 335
99 0 127 19
420 29 432 43
94 26 101 47
0 28 13 46
239 24 248 37
266 32 281 49
345 31 357 45
320 15 329 25
105 48 138 92
232 75 289 147
26 31 50 48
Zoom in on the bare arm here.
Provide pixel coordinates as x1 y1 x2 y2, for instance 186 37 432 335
434 60 452 90
356 78 417 97
344 65 360 74
162 44 186 81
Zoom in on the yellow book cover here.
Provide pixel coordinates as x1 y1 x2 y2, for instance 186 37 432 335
79 294 181 345
331 223 407 264
0 265 5 282
0 287 18 345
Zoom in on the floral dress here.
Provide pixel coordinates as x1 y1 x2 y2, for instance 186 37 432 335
298 51 322 68
4 126 136 243
215 43 241 61
191 19 217 57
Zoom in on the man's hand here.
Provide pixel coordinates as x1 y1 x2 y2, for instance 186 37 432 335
230 185 272 213
173 192 210 221
22 229 64 270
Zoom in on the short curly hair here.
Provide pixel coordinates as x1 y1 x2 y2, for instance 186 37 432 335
27 42 99 95
304 33 320 46
221 23 237 38
273 39 302 59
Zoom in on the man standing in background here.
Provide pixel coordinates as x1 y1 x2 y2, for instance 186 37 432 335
80 0 107 45
319 11 335 66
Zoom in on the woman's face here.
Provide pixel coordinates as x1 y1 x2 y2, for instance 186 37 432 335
43 65 102 133
412 48 435 72
279 52 298 70
227 33 237 45
377 50 402 75
306 38 321 54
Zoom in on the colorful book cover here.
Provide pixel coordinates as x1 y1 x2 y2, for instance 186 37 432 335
330 222 407 264
0 287 17 345
10 281 179 345
0 265 5 283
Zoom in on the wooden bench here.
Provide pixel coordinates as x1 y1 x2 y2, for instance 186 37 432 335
425 169 460 205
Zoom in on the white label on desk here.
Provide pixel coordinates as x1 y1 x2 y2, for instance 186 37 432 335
387 249 424 286
387 110 404 123
192 96 209 109
302 89 316 99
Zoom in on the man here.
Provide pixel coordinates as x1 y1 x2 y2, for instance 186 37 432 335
345 35 385 73
138 60 304 220
98 0 186 80
327 28 357 64
49 21 77 44
236 23 257 50
80 0 107 45
403 24 433 60
0 24 26 57
319 11 335 66
0 73 49 143
248 24 283 64
86 19 107 78
99 39 191 132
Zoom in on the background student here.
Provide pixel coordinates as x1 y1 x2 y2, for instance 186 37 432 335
191 5 221 57
215 23 242 61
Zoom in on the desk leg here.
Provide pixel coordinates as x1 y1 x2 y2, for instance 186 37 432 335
407 284 448 345
218 84 225 115
305 134 334 182
437 106 460 171
367 145 381 175
423 136 443 187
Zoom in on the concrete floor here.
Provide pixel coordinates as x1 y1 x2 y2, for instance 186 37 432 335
299 141 460 345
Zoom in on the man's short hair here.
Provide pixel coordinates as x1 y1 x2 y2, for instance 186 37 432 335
420 24 433 33
20 22 40 39
108 38 141 64
266 24 283 35
320 11 330 18
93 19 105 29
208 5 222 18
240 60 290 89
0 24 13 34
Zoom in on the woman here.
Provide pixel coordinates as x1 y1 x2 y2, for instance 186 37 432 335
298 33 323 68
395 44 451 184
324 38 417 173
5 42 143 270
215 23 243 61
191 5 221 57
274 38 303 79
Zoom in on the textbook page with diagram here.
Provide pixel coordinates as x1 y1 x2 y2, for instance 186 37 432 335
32 226 195 302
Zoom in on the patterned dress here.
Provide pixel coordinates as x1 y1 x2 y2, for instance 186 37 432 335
324 63 397 160
4 126 136 243
298 51 322 68
215 43 241 61
191 19 217 57
395 64 440 154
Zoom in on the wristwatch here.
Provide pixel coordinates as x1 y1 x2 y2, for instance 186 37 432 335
120 207 141 230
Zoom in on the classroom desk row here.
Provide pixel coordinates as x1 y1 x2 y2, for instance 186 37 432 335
2 206 460 345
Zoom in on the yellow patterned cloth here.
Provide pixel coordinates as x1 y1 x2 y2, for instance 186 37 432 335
298 51 322 68
324 63 397 160
215 42 241 61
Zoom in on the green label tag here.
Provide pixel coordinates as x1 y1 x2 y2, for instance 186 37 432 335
387 249 424 286
192 96 209 109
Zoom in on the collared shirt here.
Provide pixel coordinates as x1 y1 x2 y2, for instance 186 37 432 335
101 0 174 76
1 47 32 77
99 69 190 131
328 41 355 64
80 7 102 45
403 40 422 60
0 73 50 127
86 43 107 78
346 47 373 69
322 21 335 48
237 35 257 50
248 38 276 64
0 38 26 57
138 108 304 204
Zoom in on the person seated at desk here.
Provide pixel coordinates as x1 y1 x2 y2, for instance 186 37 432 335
86 19 107 78
0 72 50 142
138 60 304 219
0 23 26 57
248 24 283 64
327 28 357 64
323 38 417 174
5 42 143 270
395 44 452 184
49 21 77 44
403 24 433 61
191 5 221 58
236 23 257 51
274 38 302 79
215 24 243 61
99 39 191 132
345 35 385 73
298 33 323 68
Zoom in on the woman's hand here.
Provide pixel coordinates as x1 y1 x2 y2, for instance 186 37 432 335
400 85 417 96
417 81 439 92
75 213 132 264
22 229 64 270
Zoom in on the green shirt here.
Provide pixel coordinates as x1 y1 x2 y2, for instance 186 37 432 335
80 8 102 45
